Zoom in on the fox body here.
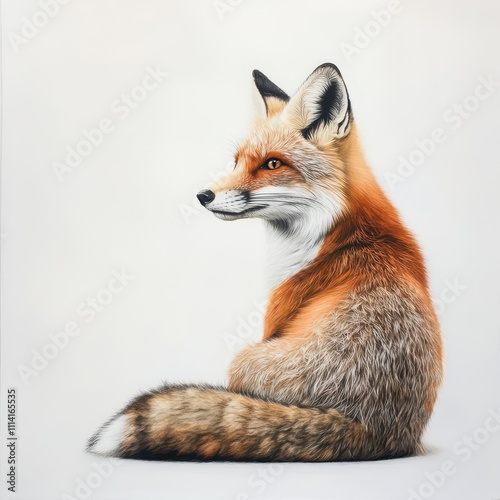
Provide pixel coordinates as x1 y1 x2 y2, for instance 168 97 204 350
88 64 442 461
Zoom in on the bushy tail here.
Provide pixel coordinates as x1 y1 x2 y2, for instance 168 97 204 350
87 384 392 462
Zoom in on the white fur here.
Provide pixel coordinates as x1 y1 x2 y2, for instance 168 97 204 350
206 189 249 217
205 182 343 287
266 222 323 289
263 187 343 288
284 64 351 145
90 414 127 456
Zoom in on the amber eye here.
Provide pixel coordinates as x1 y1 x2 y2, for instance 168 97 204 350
263 158 283 170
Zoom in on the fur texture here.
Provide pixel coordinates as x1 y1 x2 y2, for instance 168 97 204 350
88 63 443 462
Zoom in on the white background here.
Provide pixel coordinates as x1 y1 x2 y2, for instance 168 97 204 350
1 0 500 499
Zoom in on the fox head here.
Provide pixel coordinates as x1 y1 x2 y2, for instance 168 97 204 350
197 63 356 234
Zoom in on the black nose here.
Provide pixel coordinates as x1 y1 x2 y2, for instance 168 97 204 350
196 189 215 206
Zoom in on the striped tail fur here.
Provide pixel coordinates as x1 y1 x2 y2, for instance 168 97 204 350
87 384 404 461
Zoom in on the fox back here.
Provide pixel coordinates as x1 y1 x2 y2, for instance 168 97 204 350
88 64 443 461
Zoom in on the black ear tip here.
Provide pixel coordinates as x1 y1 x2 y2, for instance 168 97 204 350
252 69 264 81
252 68 290 103
316 62 342 75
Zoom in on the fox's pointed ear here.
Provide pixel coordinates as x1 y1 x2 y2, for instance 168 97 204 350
252 69 289 117
285 63 352 145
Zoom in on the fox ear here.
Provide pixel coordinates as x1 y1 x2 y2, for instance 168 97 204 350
252 69 290 117
285 63 352 144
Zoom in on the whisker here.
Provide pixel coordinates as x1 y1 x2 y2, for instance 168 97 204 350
249 195 322 206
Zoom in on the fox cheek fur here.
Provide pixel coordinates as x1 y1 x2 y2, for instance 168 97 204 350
87 63 443 462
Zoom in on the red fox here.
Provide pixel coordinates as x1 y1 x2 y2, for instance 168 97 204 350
88 64 443 461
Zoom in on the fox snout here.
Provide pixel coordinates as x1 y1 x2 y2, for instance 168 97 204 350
196 187 262 221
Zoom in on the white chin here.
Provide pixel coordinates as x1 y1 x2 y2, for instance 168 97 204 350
212 212 243 221
209 205 269 221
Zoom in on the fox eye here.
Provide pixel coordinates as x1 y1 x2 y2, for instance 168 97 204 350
263 158 283 170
